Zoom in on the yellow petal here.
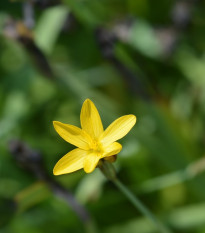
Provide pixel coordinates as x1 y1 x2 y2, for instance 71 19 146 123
53 148 88 175
80 99 104 139
53 121 91 150
84 153 100 173
103 141 122 157
100 115 136 146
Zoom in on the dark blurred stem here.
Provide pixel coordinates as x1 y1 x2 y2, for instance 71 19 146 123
95 28 152 102
8 140 93 228
110 56 151 102
49 181 97 233
99 160 172 233
48 181 90 223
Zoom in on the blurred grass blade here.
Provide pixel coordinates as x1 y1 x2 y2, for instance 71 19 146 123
15 182 51 213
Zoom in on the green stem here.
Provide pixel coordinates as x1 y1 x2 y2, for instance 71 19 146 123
99 160 172 233
113 178 172 233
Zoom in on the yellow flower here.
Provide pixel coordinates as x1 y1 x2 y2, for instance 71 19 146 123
53 99 136 175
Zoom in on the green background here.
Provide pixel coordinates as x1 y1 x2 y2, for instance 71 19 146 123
1 0 205 232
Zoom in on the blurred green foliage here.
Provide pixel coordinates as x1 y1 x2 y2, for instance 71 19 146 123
1 0 205 232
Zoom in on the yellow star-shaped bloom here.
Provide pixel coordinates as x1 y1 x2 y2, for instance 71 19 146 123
53 99 136 175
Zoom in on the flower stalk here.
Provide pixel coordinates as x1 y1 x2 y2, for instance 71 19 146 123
99 160 172 233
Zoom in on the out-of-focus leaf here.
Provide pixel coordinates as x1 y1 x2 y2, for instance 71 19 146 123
129 20 162 58
15 182 51 213
176 48 205 87
75 169 105 204
34 6 68 54
168 203 205 230
0 91 29 138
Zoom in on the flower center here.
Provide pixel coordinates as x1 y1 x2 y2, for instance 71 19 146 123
89 139 104 154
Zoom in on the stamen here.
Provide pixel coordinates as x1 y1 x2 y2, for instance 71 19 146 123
89 139 104 154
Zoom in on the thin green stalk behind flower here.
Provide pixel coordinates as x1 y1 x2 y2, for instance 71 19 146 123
99 161 172 233
53 98 136 174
